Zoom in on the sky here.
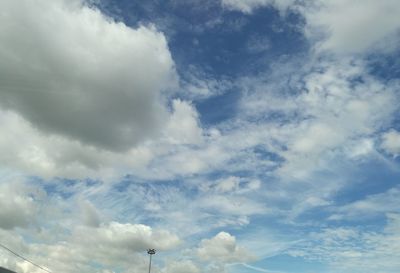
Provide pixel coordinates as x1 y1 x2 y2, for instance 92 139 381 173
0 0 400 273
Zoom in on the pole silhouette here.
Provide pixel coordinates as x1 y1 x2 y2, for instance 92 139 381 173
147 249 156 273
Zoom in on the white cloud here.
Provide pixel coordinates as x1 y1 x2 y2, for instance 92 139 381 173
163 260 201 273
0 181 44 230
215 176 240 193
276 60 396 179
303 0 400 54
0 0 176 152
4 24 395 185
0 102 204 180
328 186 400 221
346 138 375 159
199 194 267 216
381 130 400 156
0 220 181 273
1 2 399 272
0 230 31 271
165 99 203 145
222 0 400 54
79 200 101 227
228 57 398 220
225 59 391 185
197 232 254 263
0 0 212 181
93 176 266 238
0 178 184 273
73 222 180 252
0 109 149 179
288 214 400 273
221 0 296 14
178 68 232 100
198 176 260 194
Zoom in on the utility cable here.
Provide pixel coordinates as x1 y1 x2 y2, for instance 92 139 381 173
0 243 52 273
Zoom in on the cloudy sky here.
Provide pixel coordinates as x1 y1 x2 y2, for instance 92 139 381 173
1 0 400 272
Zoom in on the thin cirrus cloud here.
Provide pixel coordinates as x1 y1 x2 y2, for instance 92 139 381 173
221 0 297 14
287 214 400 273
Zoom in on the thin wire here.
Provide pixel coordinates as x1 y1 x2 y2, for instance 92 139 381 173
0 243 52 273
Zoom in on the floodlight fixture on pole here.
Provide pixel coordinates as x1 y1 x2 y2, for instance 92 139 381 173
147 249 156 273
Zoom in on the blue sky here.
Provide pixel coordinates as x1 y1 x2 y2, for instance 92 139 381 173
1 0 400 273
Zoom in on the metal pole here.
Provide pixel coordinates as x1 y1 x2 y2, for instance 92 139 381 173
147 249 156 273
148 253 152 273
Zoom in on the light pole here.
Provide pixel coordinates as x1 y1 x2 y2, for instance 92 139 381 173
147 249 156 273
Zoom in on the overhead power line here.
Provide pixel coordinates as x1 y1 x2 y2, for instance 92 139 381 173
0 243 52 273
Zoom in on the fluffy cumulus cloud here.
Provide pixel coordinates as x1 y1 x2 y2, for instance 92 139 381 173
0 0 206 180
0 102 205 180
197 232 254 263
0 0 176 152
37 223 179 273
0 216 181 273
0 0 218 183
0 109 148 179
